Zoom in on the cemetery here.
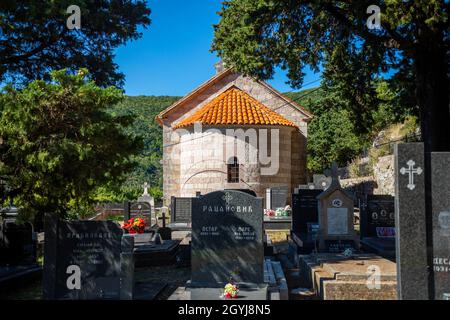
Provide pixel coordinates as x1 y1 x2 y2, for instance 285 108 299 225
0 0 449 305
2 133 449 301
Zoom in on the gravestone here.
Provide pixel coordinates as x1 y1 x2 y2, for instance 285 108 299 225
317 163 358 252
0 204 36 266
431 152 450 300
169 196 192 231
43 216 126 300
137 182 155 215
170 196 192 223
191 190 264 287
291 189 322 253
124 201 153 231
394 143 429 300
156 206 172 240
360 195 396 258
119 235 135 300
266 185 289 210
264 186 291 231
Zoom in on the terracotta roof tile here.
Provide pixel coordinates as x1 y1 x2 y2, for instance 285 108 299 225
173 86 298 129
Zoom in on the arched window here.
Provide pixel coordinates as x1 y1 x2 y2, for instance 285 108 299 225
227 157 239 183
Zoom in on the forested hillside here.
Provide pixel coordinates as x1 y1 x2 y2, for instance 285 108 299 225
94 96 180 202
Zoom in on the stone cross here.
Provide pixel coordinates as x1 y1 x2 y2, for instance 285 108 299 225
324 162 342 188
143 182 149 196
399 160 423 190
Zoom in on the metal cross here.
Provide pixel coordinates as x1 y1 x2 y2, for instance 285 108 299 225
157 208 170 228
400 159 423 190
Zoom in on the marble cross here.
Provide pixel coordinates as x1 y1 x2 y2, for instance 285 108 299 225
143 182 149 195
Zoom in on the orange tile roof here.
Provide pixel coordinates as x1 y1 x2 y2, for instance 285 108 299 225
173 86 298 129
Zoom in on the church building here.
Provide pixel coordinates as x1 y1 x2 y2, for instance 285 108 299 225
156 63 312 206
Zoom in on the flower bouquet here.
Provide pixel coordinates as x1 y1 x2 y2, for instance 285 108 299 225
264 209 275 217
222 282 239 299
274 205 292 217
122 217 146 234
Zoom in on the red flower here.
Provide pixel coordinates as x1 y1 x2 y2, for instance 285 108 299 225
122 217 146 234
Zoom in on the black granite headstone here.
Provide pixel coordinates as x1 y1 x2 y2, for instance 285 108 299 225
124 201 153 230
268 186 289 210
170 196 192 223
431 152 450 300
291 189 322 253
191 190 263 285
0 219 35 265
43 217 123 300
394 143 429 300
361 195 395 239
359 195 396 259
292 190 322 234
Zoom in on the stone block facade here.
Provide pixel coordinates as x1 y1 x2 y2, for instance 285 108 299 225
158 70 312 205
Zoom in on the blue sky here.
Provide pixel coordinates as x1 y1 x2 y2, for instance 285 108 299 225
115 0 322 96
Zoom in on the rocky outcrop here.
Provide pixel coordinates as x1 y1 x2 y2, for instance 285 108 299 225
373 155 395 196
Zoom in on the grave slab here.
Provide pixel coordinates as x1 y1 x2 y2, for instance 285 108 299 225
298 253 397 300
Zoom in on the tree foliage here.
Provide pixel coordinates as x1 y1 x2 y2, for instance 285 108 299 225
0 0 151 87
307 107 367 173
0 69 143 218
212 0 449 150
94 96 180 202
287 78 416 173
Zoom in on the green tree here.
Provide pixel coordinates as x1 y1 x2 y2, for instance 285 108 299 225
97 95 180 202
0 69 143 219
212 0 449 152
305 91 369 173
0 0 151 87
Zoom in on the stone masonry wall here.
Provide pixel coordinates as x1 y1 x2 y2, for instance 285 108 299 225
175 126 294 200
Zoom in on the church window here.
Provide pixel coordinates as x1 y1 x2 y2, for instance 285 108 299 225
227 157 239 183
